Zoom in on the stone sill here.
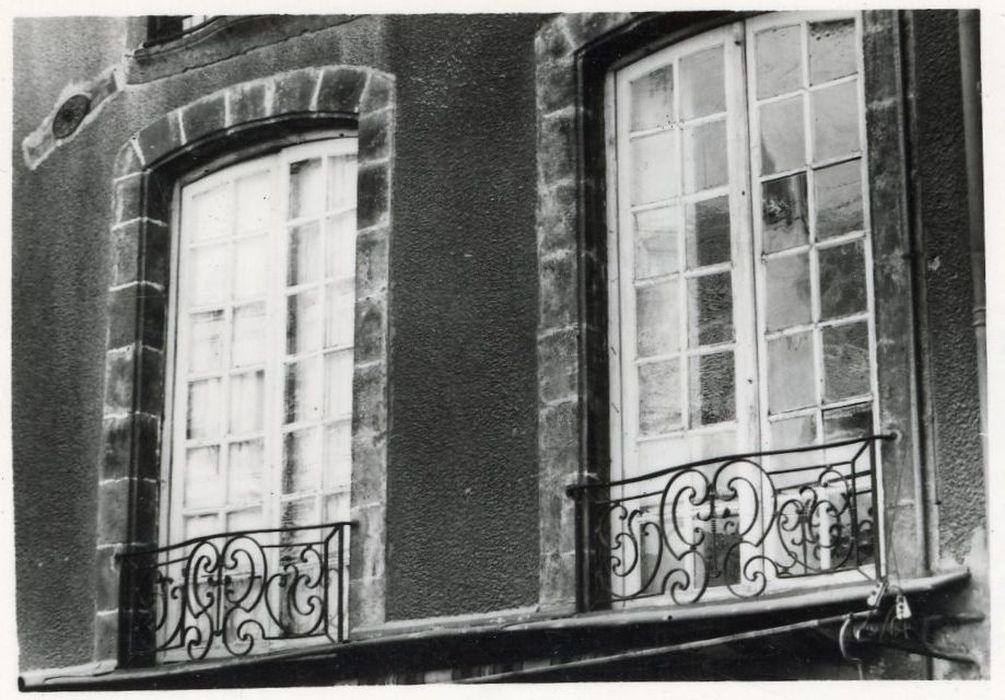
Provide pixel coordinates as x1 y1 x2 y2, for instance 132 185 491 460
19 567 968 690
125 15 364 85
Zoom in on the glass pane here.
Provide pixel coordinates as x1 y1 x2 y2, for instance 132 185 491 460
636 281 679 358
690 351 735 426
323 421 352 490
325 279 356 349
809 19 857 86
815 159 863 239
184 514 219 541
287 289 323 355
284 356 322 424
689 273 733 346
187 378 222 439
823 322 871 401
289 158 323 220
184 446 221 509
760 96 805 175
680 46 725 119
326 212 357 280
232 235 268 300
188 310 225 374
281 498 318 532
686 196 730 268
812 80 860 161
762 173 809 253
235 170 271 234
683 119 727 194
190 184 232 242
287 221 323 287
189 243 229 306
771 413 817 448
823 402 873 440
324 492 350 522
228 439 263 504
634 207 679 280
638 358 682 435
229 370 264 434
756 24 803 99
768 414 817 471
767 331 815 414
327 153 358 211
819 241 866 320
283 427 320 494
231 302 266 368
765 253 811 331
630 131 679 206
226 507 263 533
324 350 355 419
630 65 674 132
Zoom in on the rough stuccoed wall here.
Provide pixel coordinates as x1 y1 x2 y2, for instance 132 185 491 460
12 16 393 670
384 14 541 620
12 17 133 672
909 10 988 678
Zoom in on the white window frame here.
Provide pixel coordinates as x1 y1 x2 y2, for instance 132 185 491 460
605 11 884 607
162 135 359 549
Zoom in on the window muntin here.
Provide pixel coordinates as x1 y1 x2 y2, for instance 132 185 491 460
608 12 879 601
167 138 358 548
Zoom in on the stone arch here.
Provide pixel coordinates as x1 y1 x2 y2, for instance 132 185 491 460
95 65 394 664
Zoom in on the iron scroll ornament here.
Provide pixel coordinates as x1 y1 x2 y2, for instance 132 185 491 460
569 435 888 608
118 521 352 663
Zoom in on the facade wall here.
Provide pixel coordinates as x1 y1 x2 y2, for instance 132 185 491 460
11 11 988 681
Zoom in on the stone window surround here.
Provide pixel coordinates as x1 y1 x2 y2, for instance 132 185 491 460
94 65 394 665
534 11 927 615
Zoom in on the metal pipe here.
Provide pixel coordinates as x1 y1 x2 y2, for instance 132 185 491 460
958 9 987 481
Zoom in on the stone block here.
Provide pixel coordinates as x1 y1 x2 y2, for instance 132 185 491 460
353 363 387 435
538 327 579 403
355 298 385 364
539 251 577 331
358 107 391 163
112 175 143 225
539 550 576 607
351 433 386 506
107 284 165 350
94 545 123 611
358 163 389 229
113 142 143 179
273 68 320 115
96 478 159 547
356 228 389 298
133 111 184 167
539 399 580 478
104 347 136 416
93 609 120 662
535 16 573 62
349 503 386 581
181 93 226 144
317 66 369 114
360 73 393 113
538 109 578 185
563 13 634 49
144 172 174 226
101 414 161 482
348 574 385 630
109 220 170 289
227 80 271 126
537 179 578 256
536 57 577 115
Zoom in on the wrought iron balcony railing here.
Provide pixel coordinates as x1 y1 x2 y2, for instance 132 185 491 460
567 435 891 611
117 521 352 665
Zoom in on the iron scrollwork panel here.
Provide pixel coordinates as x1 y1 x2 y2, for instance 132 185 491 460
119 522 351 664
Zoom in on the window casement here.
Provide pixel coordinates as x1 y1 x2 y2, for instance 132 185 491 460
140 137 359 661
167 138 358 550
594 11 889 607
